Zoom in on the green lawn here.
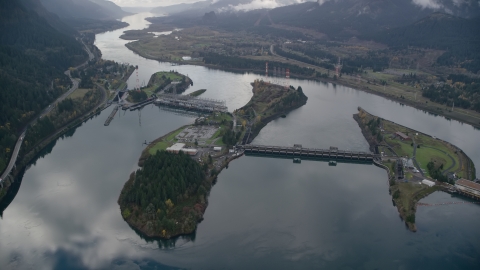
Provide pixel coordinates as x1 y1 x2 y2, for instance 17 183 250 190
213 138 226 147
386 137 414 158
149 141 171 155
415 146 458 172
166 127 184 142
142 86 157 96
414 134 460 172
209 112 232 123
68 88 91 99
154 72 183 81
397 182 426 210
141 71 185 96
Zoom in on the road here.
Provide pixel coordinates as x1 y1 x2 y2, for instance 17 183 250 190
1 40 92 187
0 77 80 186
268 44 326 72
412 139 425 177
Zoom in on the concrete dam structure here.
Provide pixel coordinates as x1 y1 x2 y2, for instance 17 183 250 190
239 144 375 163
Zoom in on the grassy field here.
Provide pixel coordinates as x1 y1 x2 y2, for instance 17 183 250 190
68 88 91 100
148 141 171 155
415 147 456 172
374 110 466 179
385 137 414 158
397 182 426 210
141 71 185 96
382 113 461 173
154 72 183 81
166 127 184 141
148 127 185 155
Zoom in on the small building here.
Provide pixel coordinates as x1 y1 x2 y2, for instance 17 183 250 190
395 131 411 141
422 179 436 187
166 143 198 156
213 146 222 152
455 179 480 199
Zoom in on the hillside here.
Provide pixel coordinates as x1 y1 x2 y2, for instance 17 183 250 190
268 1 433 39
0 0 87 173
39 0 130 20
157 0 479 40
368 13 480 73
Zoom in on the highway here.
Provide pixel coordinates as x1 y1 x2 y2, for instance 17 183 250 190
1 40 93 187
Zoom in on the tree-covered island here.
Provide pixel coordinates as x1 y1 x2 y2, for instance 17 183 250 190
128 71 193 103
118 81 308 239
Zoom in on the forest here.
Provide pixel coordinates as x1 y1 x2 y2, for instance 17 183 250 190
369 13 480 73
118 151 207 238
422 83 480 112
0 0 87 173
19 89 103 159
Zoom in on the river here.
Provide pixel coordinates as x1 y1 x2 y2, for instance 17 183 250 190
0 13 479 269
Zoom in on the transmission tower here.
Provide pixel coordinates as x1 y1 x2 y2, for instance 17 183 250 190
335 57 342 77
265 62 269 82
135 65 140 90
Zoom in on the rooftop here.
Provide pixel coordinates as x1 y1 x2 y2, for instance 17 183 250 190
395 131 410 139
167 143 186 151
456 179 480 191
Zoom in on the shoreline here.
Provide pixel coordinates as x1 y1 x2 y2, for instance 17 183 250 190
0 86 110 204
124 43 480 130
353 108 476 232
0 61 135 204
118 82 308 239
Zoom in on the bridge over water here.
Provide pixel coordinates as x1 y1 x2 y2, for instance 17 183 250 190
238 144 376 163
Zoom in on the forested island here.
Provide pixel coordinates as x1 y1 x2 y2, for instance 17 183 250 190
129 71 193 102
118 81 308 239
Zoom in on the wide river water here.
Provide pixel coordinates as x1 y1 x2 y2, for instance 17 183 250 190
0 13 479 269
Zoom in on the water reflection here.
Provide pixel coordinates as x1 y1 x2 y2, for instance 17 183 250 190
0 12 479 270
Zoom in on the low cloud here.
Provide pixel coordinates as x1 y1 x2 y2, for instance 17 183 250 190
224 0 308 12
411 0 443 9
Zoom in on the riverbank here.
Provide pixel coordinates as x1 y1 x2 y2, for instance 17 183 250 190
0 86 109 204
118 81 308 239
354 107 476 231
125 41 480 130
0 56 135 204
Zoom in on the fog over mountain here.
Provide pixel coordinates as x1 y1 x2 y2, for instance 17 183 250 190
40 0 130 20
148 0 480 18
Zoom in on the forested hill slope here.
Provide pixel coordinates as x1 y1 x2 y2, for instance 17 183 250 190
367 13 480 73
0 0 87 172
39 0 130 20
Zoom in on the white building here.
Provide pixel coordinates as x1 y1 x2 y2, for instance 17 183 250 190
421 179 436 187
166 143 198 156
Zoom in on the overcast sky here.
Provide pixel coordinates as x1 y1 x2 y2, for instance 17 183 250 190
110 0 202 7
